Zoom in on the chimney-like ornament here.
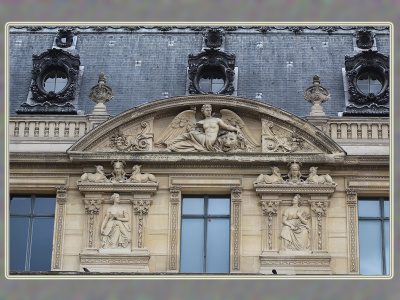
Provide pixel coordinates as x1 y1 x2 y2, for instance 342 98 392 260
89 72 114 115
304 75 330 116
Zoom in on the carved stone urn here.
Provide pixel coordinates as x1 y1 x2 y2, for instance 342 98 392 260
304 75 330 116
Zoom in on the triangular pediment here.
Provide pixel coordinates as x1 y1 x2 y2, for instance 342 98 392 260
67 95 346 163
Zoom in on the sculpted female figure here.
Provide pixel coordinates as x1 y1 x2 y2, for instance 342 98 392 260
101 193 131 249
165 104 240 152
280 194 310 251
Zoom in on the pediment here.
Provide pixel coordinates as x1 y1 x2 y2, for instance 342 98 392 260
67 95 346 163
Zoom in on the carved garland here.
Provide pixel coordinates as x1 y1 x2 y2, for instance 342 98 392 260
169 186 181 270
261 201 279 250
132 200 151 248
84 199 101 248
346 188 358 272
53 186 67 269
231 186 242 270
310 201 329 251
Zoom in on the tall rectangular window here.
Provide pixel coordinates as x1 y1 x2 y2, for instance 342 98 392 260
9 195 56 271
358 197 389 275
180 195 230 273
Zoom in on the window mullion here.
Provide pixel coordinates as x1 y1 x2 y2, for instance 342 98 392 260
204 196 208 273
25 195 35 271
380 198 386 275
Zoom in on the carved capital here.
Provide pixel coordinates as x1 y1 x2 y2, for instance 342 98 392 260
84 198 102 214
346 188 358 205
261 200 279 216
56 185 67 204
231 186 242 202
170 186 181 204
132 200 151 215
310 200 329 217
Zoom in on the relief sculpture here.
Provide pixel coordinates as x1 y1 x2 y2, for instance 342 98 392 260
100 193 131 249
155 104 259 152
280 194 310 251
110 160 127 183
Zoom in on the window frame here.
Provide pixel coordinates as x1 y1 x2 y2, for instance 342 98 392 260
358 197 389 275
180 194 231 273
9 194 56 271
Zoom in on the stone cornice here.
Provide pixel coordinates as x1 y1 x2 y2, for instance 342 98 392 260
77 182 159 194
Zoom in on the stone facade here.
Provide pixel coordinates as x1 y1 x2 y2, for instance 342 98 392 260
7 24 390 276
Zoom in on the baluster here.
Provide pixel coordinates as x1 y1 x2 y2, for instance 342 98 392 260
34 121 39 137
24 122 29 137
14 121 20 137
74 122 79 137
64 122 70 137
357 123 362 139
44 121 49 137
378 123 382 139
337 124 342 139
328 123 332 137
367 124 372 139
54 122 60 137
347 123 352 139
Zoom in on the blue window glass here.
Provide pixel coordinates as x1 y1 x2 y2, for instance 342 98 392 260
180 195 230 273
9 195 56 271
358 197 389 275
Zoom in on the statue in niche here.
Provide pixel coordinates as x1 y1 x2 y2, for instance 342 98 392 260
129 165 157 183
305 166 336 185
155 104 259 152
110 160 126 183
101 193 131 249
286 162 303 184
280 194 310 251
254 166 284 184
79 165 108 183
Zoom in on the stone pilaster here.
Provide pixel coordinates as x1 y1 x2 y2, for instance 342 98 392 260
53 186 67 270
346 188 359 274
168 186 181 271
231 186 242 271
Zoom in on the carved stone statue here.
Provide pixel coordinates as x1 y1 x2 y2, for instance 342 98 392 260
280 194 310 251
111 160 126 183
254 166 284 184
287 162 303 184
129 165 157 183
80 165 108 183
101 193 131 249
155 104 259 152
305 166 335 185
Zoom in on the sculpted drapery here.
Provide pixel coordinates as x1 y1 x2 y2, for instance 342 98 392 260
101 193 131 249
280 194 310 251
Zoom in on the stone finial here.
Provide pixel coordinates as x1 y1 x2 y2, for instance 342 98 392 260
304 75 330 116
89 72 114 115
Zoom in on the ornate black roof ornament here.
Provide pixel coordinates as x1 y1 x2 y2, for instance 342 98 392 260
16 48 80 114
204 28 224 49
188 49 236 95
343 50 389 116
355 28 375 49
55 28 76 48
